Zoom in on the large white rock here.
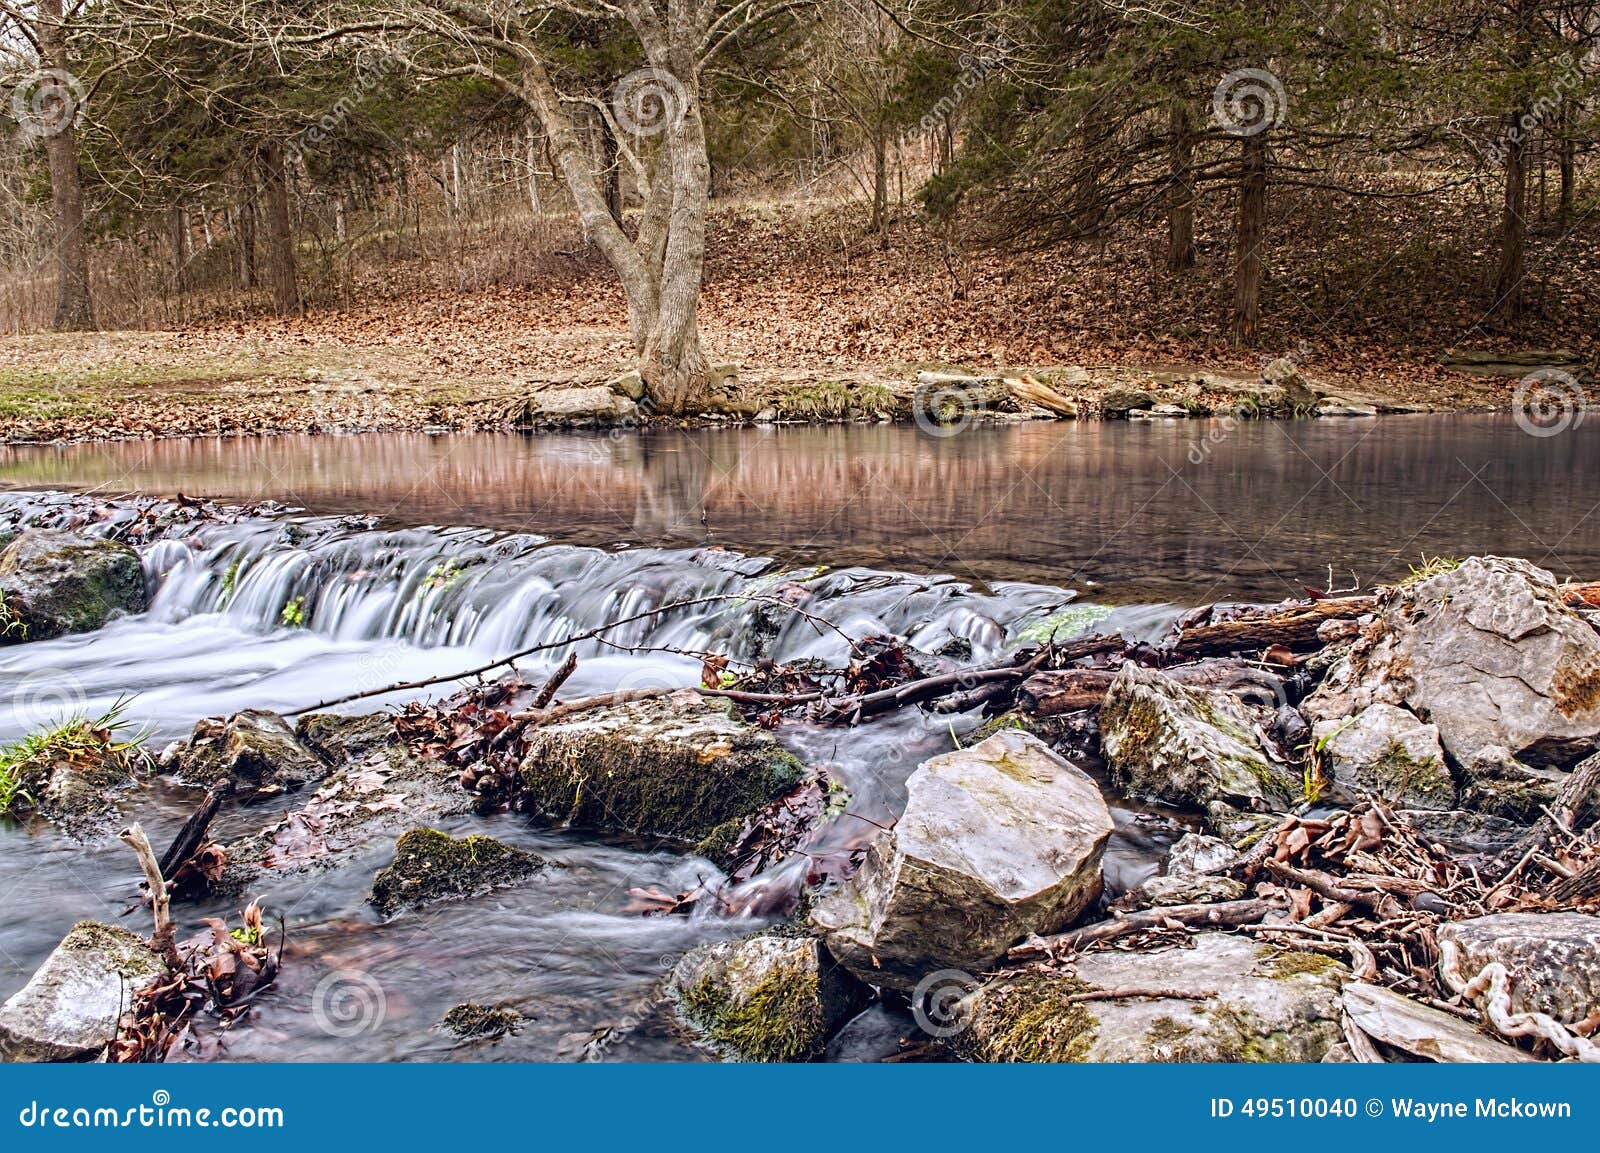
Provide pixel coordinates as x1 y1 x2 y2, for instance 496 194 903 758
1311 703 1454 809
959 935 1346 1062
0 922 163 1061
1304 557 1600 766
1439 912 1600 1024
1101 663 1298 808
810 730 1112 991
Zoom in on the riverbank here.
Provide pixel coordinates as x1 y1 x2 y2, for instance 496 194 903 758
2 200 1590 443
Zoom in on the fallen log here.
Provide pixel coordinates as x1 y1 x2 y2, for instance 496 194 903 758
1019 657 1285 716
1007 897 1282 961
157 780 232 880
1172 597 1378 657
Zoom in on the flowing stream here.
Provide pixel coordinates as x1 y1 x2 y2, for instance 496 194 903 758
1 414 1596 1060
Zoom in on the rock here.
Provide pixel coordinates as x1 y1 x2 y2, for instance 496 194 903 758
1458 745 1564 822
522 386 638 427
1342 982 1535 1062
753 407 778 423
1262 358 1323 411
1119 874 1247 910
1099 387 1156 418
667 933 870 1062
1312 703 1454 809
369 828 545 918
1101 663 1298 809
517 690 805 855
218 721 471 893
0 530 146 642
293 711 395 765
34 753 134 838
1439 912 1600 1023
1315 399 1378 417
441 1002 524 1040
1166 831 1240 875
957 936 1345 1062
607 370 646 402
1129 403 1190 419
1304 556 1600 768
810 730 1112 992
1439 349 1587 378
0 922 163 1061
1398 809 1524 854
169 709 327 792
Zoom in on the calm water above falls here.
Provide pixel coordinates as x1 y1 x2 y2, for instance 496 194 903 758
5 413 1598 601
0 414 1594 1062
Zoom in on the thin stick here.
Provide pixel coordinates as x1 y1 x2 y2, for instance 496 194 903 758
531 652 577 710
120 823 181 972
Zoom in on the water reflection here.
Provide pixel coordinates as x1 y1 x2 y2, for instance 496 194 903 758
4 414 1595 601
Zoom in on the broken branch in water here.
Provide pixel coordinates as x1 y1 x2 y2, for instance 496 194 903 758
120 823 182 972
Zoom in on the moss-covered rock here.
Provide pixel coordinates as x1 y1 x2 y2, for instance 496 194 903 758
165 709 328 793
0 921 163 1061
958 935 1346 1063
517 689 805 846
0 530 146 643
369 828 545 918
667 932 870 1062
1312 703 1454 809
1101 663 1299 810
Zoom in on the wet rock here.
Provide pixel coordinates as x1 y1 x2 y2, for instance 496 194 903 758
34 754 136 839
1099 387 1156 418
294 711 395 764
1101 663 1298 810
1119 874 1247 911
1311 703 1454 809
1263 358 1323 411
218 729 470 893
441 1002 524 1040
166 710 327 793
667 932 870 1062
369 828 545 918
0 530 146 642
1342 982 1535 1063
1439 912 1600 1023
0 922 163 1061
1303 556 1600 768
1398 809 1523 854
1315 399 1378 417
810 730 1112 992
517 690 805 852
957 935 1345 1062
1166 832 1240 876
1458 745 1564 822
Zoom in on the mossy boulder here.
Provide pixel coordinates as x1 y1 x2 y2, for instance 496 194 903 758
517 690 806 849
0 921 163 1061
164 709 327 793
1312 703 1454 809
0 530 146 643
1101 663 1299 810
667 932 870 1062
811 730 1112 992
369 828 545 918
1458 745 1565 823
957 935 1346 1062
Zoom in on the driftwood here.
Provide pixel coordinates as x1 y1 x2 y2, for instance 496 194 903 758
1007 897 1281 961
1172 597 1378 656
120 823 182 971
158 781 232 880
1018 657 1283 716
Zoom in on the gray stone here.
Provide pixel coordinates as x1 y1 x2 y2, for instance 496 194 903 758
957 935 1345 1062
1120 873 1247 910
0 530 146 642
1312 703 1454 809
1263 358 1324 410
1304 556 1600 767
1101 663 1298 809
169 709 327 792
1439 912 1600 1024
607 370 646 402
810 730 1112 992
524 386 638 427
517 689 805 856
667 932 870 1062
1315 399 1378 417
1342 982 1535 1063
0 922 163 1061
1166 832 1240 875
1459 745 1564 822
1100 387 1156 418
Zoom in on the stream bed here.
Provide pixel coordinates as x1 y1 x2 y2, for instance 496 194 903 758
1 414 1595 1061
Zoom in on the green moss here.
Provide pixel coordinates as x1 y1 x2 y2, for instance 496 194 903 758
1366 739 1452 802
681 959 825 1062
60 921 163 978
1017 604 1112 645
1145 1015 1196 1047
1252 946 1343 980
968 971 1098 1062
368 827 544 917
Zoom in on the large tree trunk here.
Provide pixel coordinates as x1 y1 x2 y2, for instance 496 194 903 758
37 0 93 331
1558 111 1575 225
238 181 257 290
1166 96 1196 274
869 120 888 238
260 144 300 317
1231 132 1267 347
1493 122 1528 319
